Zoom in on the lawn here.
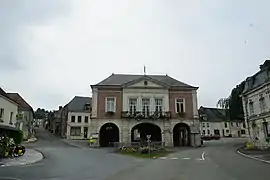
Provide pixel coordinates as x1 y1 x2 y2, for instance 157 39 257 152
119 150 172 159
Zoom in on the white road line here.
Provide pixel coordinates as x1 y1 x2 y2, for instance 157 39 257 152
201 151 205 161
237 150 270 164
160 157 167 159
182 158 190 160
171 157 179 160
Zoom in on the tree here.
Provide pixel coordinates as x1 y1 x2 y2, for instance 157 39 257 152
217 98 230 109
217 80 245 121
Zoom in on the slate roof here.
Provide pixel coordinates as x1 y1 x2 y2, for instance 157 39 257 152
0 87 18 105
243 60 270 94
66 96 92 112
92 74 198 89
6 93 33 111
198 106 229 122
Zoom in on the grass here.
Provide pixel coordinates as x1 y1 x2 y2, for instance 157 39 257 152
119 150 172 159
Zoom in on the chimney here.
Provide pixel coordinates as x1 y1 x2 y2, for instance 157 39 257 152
59 106 62 110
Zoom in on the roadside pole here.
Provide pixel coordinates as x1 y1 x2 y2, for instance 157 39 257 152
147 135 151 159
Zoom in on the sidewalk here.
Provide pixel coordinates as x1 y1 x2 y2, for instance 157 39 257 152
0 149 43 167
238 147 270 163
62 139 90 148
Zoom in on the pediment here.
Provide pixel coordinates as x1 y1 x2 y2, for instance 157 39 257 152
122 76 168 88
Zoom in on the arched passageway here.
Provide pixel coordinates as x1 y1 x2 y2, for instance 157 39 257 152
99 123 119 147
173 123 191 146
131 123 162 143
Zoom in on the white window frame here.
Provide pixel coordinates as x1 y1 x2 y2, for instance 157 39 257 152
249 101 254 115
0 108 4 119
175 98 185 113
155 98 163 112
106 97 116 112
259 97 266 113
142 98 150 113
129 98 137 113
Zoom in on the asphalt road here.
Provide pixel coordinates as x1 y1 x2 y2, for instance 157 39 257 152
0 129 269 180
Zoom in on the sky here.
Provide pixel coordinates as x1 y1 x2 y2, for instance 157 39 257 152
1 0 270 110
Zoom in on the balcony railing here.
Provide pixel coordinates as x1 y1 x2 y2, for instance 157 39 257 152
121 111 171 120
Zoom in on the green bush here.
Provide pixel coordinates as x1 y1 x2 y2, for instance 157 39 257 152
9 130 23 145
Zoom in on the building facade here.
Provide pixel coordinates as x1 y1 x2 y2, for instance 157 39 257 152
199 106 247 138
242 60 270 148
90 74 201 147
0 88 18 128
60 96 92 139
6 93 34 139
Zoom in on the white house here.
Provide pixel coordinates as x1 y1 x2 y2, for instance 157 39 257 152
64 96 92 140
0 88 18 128
199 106 247 138
242 60 270 148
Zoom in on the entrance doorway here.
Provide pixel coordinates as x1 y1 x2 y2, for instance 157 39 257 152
99 123 119 147
83 127 88 139
173 123 191 146
131 123 162 143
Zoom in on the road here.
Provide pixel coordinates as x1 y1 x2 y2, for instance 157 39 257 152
0 129 269 180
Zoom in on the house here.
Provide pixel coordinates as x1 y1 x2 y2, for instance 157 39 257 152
6 93 34 139
60 96 92 139
242 60 270 148
90 73 201 147
0 88 18 128
198 106 247 138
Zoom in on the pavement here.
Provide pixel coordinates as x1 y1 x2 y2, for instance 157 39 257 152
0 129 269 180
238 146 270 163
0 149 43 167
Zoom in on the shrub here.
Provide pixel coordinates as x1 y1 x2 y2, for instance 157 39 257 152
9 130 23 145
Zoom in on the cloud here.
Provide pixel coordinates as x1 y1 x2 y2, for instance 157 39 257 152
1 0 270 110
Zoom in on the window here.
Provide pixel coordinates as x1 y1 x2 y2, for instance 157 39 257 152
9 112 13 124
202 130 205 135
231 122 233 127
259 97 266 113
243 122 246 128
129 98 137 114
202 123 205 127
0 108 4 119
226 130 230 133
263 122 270 138
70 127 81 136
142 98 150 115
71 116 75 122
84 103 91 111
207 129 210 134
207 123 209 127
84 116 89 123
236 123 239 127
106 97 116 112
175 99 185 113
155 99 163 112
224 122 227 128
249 101 254 115
241 130 246 135
78 116 82 123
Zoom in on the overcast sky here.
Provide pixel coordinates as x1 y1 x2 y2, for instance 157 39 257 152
1 0 269 110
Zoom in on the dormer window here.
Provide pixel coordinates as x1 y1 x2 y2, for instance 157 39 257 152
84 103 91 111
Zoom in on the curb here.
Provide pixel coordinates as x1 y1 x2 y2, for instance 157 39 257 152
237 148 270 164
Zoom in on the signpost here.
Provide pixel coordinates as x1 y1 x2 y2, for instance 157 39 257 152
146 135 151 158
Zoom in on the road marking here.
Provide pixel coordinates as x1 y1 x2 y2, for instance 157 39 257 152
196 158 203 161
160 157 167 159
182 158 190 160
171 157 179 160
201 151 205 161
